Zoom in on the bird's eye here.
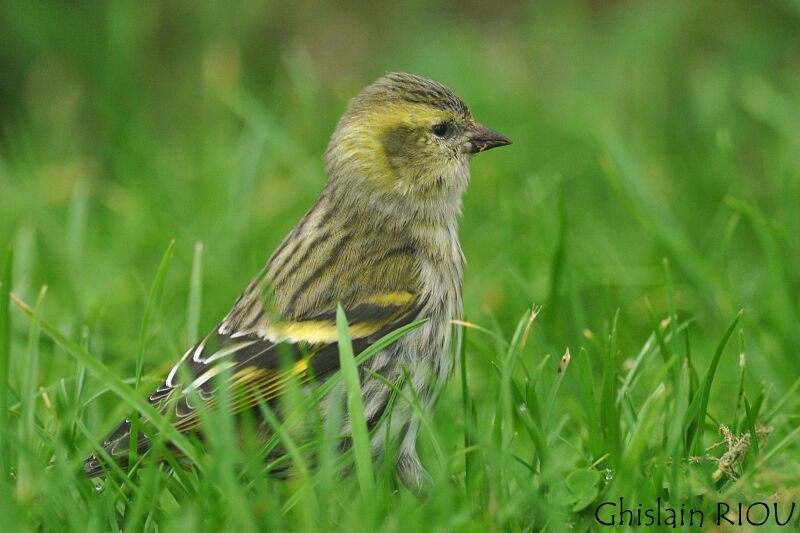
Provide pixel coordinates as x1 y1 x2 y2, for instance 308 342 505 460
431 122 451 138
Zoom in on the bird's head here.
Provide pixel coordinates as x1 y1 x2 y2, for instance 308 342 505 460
325 72 511 208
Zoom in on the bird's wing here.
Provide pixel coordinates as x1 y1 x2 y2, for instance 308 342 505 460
154 285 423 433
84 285 423 477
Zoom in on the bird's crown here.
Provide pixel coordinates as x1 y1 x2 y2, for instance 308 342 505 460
353 72 470 119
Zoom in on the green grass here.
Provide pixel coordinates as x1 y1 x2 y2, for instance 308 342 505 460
1 0 800 530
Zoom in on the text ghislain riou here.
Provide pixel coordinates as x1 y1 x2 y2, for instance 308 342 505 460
594 498 798 528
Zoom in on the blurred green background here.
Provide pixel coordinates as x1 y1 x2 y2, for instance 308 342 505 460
1 0 798 455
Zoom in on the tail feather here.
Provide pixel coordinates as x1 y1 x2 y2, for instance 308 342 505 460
84 453 127 478
83 417 152 478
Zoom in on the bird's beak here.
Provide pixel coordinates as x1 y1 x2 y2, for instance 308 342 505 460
465 122 512 153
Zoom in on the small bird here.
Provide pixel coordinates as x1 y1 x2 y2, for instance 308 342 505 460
84 72 511 492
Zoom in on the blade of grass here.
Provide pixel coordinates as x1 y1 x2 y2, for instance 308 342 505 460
510 382 547 470
618 320 691 403
620 383 666 470
17 285 47 501
336 304 375 500
136 239 175 390
733 328 746 434
451 319 507 347
666 357 691 499
259 398 317 520
396 365 445 464
663 258 679 368
600 309 621 460
186 242 203 346
576 347 603 460
319 377 344 510
544 348 571 427
379 373 404 488
0 248 12 475
749 385 765 427
743 398 759 469
123 455 162 532
459 319 473 499
685 309 742 455
21 286 46 443
643 296 670 365
130 239 175 471
494 308 535 446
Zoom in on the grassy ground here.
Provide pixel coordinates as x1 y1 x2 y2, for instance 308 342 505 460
1 1 799 531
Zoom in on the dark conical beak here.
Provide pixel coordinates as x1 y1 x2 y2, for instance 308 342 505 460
465 122 512 153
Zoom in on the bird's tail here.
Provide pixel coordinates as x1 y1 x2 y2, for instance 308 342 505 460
83 416 152 478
